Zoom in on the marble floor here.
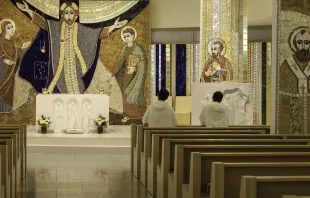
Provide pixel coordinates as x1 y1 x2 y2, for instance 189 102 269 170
18 153 152 198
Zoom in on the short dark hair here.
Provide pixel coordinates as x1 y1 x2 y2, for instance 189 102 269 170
212 41 224 53
293 29 308 49
123 28 135 37
158 89 169 101
212 91 223 103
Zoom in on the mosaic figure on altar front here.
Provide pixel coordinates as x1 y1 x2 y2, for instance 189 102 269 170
82 100 92 133
279 27 310 133
16 1 128 94
53 100 64 133
200 39 233 83
68 101 78 129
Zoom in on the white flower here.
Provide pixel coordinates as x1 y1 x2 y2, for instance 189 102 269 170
44 120 49 125
98 121 102 126
40 120 44 124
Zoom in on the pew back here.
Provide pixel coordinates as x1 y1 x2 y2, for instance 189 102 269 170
240 176 310 198
145 130 265 156
210 162 310 198
156 134 298 164
164 139 310 169
0 125 27 180
179 145 310 183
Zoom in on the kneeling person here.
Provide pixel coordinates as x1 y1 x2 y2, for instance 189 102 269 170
143 89 177 127
199 91 229 127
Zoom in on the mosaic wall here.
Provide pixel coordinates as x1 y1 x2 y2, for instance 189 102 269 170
248 42 272 125
200 0 248 83
0 0 150 125
276 0 310 134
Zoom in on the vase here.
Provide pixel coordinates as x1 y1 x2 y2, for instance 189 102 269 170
41 126 47 134
98 125 107 134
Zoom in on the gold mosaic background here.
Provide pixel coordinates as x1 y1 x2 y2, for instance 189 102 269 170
0 1 150 125
100 5 150 107
200 0 248 83
276 0 310 134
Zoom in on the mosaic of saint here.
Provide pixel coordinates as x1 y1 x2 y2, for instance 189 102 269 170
0 19 31 112
279 26 310 133
0 0 150 125
200 38 233 83
111 26 147 123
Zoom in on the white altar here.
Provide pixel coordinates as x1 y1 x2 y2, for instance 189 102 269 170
36 94 109 133
191 82 253 125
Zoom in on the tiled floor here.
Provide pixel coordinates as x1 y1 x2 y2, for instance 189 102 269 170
18 153 152 198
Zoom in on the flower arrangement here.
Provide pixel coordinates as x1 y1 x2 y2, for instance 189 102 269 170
37 115 51 134
94 115 108 134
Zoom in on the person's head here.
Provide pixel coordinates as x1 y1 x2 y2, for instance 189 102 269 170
0 20 16 39
293 29 310 62
211 41 223 59
158 89 169 101
212 91 224 103
123 28 135 44
60 2 79 25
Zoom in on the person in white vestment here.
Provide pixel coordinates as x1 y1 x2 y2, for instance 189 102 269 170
142 89 177 127
199 91 230 127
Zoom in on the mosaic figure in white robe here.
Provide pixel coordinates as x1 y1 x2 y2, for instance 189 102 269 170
82 101 92 133
53 101 64 133
68 101 78 129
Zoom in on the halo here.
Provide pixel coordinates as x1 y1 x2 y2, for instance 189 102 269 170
289 26 310 53
121 26 137 42
60 2 79 11
207 38 226 56
0 19 15 34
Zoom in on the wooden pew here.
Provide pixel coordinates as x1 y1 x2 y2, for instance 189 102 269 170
240 176 310 198
131 124 140 176
229 125 270 133
0 134 19 198
155 134 310 198
169 145 310 198
155 138 310 198
184 153 310 198
131 125 270 179
0 146 7 198
0 125 26 180
0 140 13 198
283 196 310 198
0 130 22 194
210 162 310 198
140 129 265 186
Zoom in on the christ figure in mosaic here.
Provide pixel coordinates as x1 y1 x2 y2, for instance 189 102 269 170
17 1 127 94
279 27 310 134
200 39 233 83
111 27 147 123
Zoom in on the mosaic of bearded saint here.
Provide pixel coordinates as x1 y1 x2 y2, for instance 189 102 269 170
16 1 128 94
200 38 233 83
279 26 310 134
111 26 147 123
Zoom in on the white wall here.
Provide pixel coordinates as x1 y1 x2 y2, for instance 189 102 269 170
150 0 272 29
